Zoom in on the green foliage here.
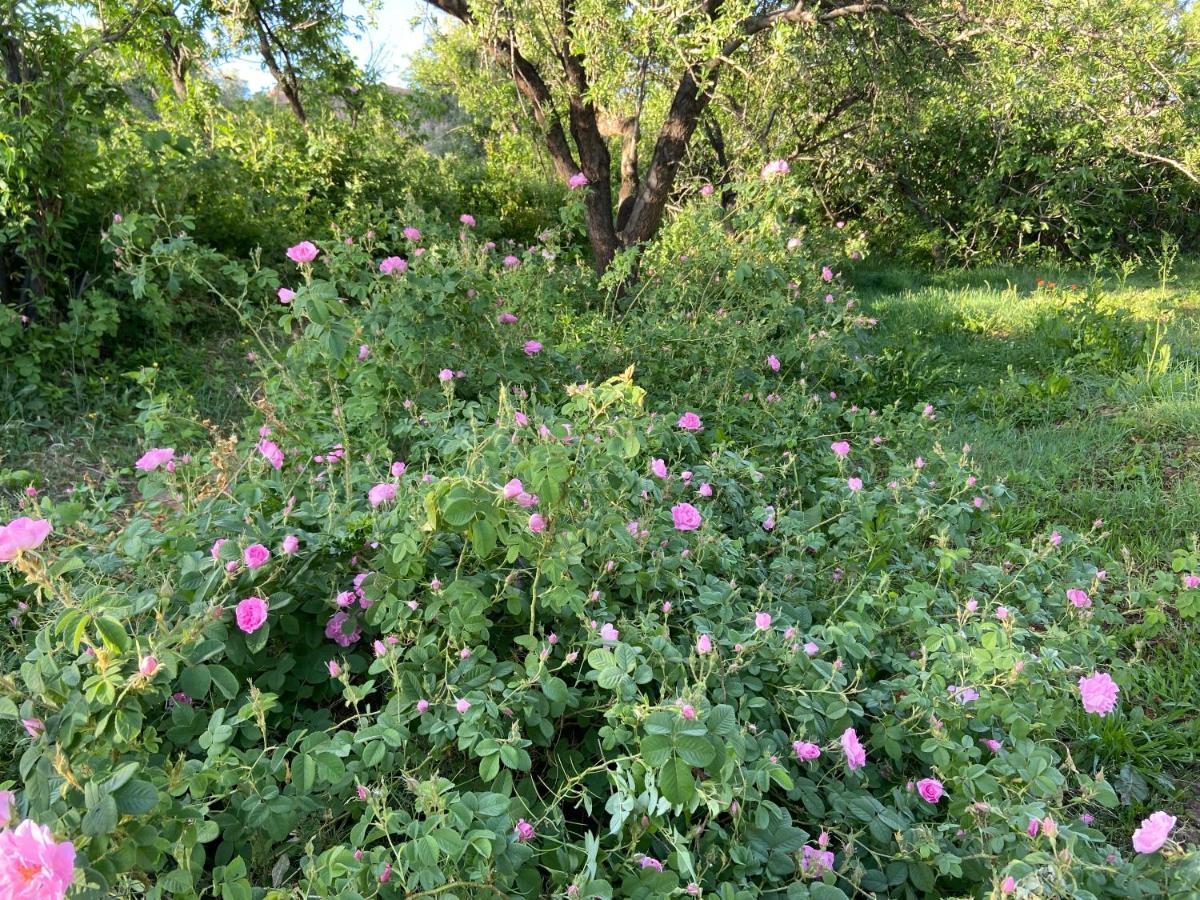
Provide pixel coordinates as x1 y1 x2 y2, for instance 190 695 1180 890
2 195 1195 897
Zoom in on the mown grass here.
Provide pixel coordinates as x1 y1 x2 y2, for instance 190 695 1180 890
852 258 1200 833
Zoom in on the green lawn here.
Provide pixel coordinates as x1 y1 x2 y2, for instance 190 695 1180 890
853 259 1200 834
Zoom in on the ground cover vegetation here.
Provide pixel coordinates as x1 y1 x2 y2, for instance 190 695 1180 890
3 0 1200 897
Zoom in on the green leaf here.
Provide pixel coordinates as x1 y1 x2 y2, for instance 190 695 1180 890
245 623 270 654
479 753 501 782
361 741 385 767
675 733 715 767
104 761 140 792
542 676 569 705
158 869 194 894
706 704 737 737
81 795 119 835
810 885 850 900
658 756 694 805
179 665 211 699
470 519 497 557
114 779 158 815
94 616 130 653
209 665 240 700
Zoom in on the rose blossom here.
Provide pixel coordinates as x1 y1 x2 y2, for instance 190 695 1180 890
671 503 702 531
1132 811 1176 854
0 518 52 562
235 596 268 634
916 778 944 804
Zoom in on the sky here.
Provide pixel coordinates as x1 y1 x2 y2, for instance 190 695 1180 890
219 0 443 93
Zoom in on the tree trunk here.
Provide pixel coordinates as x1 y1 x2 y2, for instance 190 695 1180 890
251 6 306 122
619 68 714 247
162 30 188 98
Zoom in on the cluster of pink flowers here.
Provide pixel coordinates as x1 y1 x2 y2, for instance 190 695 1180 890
313 443 346 465
0 518 51 562
502 479 539 509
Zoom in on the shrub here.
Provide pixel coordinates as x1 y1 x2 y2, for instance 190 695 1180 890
1 194 1193 898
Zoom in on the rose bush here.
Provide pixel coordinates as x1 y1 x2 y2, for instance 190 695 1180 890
1 179 1194 897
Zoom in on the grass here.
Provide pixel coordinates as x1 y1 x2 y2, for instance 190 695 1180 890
852 258 1200 833
0 325 255 496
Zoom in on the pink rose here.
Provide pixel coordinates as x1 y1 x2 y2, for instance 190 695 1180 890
1066 588 1091 608
379 256 407 275
257 439 283 470
138 655 158 677
1132 811 1176 854
841 727 866 771
671 502 701 531
281 535 299 555
754 611 773 631
368 483 397 508
235 596 268 634
916 778 944 804
135 447 174 472
830 441 850 458
792 741 821 761
0 517 52 562
528 513 547 534
0 819 75 898
761 159 789 178
286 241 319 263
514 818 535 842
677 412 703 431
243 544 270 569
503 478 524 499
277 287 295 304
1078 671 1119 716
696 634 713 654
